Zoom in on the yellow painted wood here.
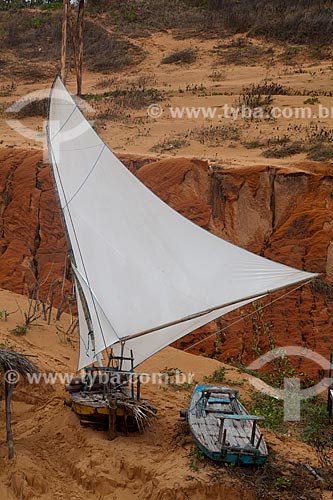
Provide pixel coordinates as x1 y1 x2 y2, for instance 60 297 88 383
72 402 125 417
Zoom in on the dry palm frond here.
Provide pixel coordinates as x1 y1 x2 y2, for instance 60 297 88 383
111 398 157 432
0 349 38 378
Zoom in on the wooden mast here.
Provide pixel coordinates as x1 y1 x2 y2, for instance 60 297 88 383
5 380 14 459
60 0 68 82
77 0 85 96
60 0 85 95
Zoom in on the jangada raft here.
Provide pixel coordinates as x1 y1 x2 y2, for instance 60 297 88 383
47 76 318 436
188 385 268 465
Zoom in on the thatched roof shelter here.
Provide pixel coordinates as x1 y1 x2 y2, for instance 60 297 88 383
0 349 37 377
0 349 38 458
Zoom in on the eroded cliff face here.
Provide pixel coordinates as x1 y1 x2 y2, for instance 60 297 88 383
0 149 332 377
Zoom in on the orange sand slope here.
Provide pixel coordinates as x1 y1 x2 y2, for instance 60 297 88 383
0 288 329 500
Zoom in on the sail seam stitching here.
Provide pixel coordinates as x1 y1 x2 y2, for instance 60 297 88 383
62 144 105 209
50 106 77 141
48 137 112 352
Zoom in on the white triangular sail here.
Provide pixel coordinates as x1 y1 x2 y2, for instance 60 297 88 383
48 76 318 370
76 282 95 370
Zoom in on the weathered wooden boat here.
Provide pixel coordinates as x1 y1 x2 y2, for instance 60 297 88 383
65 353 157 432
47 76 317 436
188 385 268 465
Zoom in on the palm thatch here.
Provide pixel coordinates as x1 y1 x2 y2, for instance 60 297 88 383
0 349 37 377
0 349 38 459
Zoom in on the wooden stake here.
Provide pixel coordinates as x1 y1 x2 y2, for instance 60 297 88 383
250 420 257 445
67 0 78 79
77 0 85 96
108 399 117 440
5 380 15 459
61 0 68 82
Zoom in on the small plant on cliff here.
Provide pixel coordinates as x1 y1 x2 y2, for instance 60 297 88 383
245 390 285 432
239 82 274 110
10 324 28 336
300 397 328 443
262 142 305 158
188 448 205 471
250 301 275 356
151 135 189 153
275 476 292 491
204 367 226 383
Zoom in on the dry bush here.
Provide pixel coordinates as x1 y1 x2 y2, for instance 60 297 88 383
84 20 144 73
95 103 131 123
87 0 204 36
306 125 333 144
190 124 240 145
0 11 142 74
307 144 333 161
114 83 162 110
0 81 16 97
239 81 294 110
208 69 227 81
85 76 163 112
151 134 189 152
3 11 62 60
8 97 49 118
94 77 119 90
239 83 274 109
262 142 305 158
162 48 196 65
213 41 274 66
305 125 333 161
191 0 333 45
242 135 291 150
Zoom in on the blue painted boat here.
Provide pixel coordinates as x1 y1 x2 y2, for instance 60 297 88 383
187 384 268 465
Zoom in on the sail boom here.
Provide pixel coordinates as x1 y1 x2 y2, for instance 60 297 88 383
120 276 318 344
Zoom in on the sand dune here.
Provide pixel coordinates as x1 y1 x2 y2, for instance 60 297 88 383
0 288 329 499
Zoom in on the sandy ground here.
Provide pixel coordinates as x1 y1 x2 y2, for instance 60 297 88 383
0 288 331 499
1 32 333 167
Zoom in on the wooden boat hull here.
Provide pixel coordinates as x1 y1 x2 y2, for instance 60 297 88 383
187 384 268 465
70 391 127 420
69 390 157 433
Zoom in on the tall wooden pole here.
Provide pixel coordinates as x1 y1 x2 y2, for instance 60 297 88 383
67 0 78 80
77 0 85 96
60 0 68 82
5 381 15 459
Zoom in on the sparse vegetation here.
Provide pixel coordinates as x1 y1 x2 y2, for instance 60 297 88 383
190 124 240 145
84 21 144 73
10 324 28 336
310 278 333 300
162 48 196 65
243 389 332 446
307 143 333 161
188 448 205 471
7 97 49 118
204 367 226 383
2 0 333 50
85 77 163 110
239 82 274 109
304 97 320 105
151 135 189 153
208 69 226 81
214 40 274 66
275 476 292 491
262 142 304 158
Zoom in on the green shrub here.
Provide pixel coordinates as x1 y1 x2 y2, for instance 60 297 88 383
204 367 226 383
10 324 28 336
